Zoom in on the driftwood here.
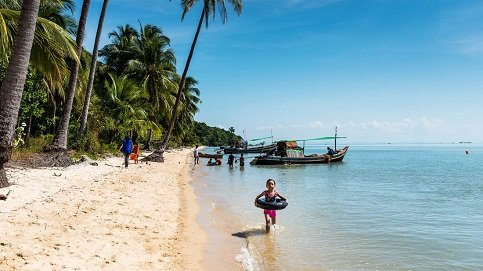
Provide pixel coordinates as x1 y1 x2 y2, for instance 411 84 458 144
0 190 11 201
140 149 164 163
79 155 98 166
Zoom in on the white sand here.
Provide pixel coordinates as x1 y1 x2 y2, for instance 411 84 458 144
0 149 206 270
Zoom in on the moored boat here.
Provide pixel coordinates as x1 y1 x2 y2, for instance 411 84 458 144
250 128 349 165
250 144 349 165
199 152 223 159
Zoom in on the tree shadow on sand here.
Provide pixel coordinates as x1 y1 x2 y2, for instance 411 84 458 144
232 229 266 238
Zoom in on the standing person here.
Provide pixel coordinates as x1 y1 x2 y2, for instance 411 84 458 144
239 153 245 167
131 143 141 164
120 136 133 168
193 145 200 165
228 153 235 168
254 179 287 232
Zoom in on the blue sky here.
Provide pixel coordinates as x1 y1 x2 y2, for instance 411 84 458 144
75 0 483 144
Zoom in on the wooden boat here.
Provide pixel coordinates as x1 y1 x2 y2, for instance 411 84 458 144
250 128 349 165
198 152 223 159
250 145 349 165
223 143 277 154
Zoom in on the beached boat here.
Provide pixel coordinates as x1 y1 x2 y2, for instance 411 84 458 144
198 152 223 159
222 143 277 154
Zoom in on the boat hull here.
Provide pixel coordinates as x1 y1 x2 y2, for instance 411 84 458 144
251 146 349 165
199 153 223 159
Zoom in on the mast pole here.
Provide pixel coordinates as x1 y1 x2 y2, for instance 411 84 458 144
335 126 337 151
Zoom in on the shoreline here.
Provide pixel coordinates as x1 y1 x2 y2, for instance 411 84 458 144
190 162 247 271
0 149 205 270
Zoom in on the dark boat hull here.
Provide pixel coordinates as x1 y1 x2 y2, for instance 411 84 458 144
199 153 223 159
251 146 349 165
223 143 277 154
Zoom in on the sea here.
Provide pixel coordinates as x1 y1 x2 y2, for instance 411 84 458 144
192 144 483 271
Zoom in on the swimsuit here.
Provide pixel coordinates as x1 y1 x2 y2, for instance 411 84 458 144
263 191 277 218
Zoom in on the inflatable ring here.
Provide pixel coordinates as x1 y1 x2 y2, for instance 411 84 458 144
256 198 288 210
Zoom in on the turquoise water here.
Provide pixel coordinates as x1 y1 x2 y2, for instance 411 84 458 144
196 144 483 271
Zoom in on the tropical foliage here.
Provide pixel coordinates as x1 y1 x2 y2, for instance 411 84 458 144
194 122 241 147
0 0 242 187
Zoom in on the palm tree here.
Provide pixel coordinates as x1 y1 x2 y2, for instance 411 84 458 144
99 24 139 75
79 0 109 134
0 0 79 90
48 0 91 152
100 73 157 136
100 23 177 149
126 23 177 149
0 0 41 187
159 0 242 150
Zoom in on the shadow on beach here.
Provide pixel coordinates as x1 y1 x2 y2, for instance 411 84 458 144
231 228 266 238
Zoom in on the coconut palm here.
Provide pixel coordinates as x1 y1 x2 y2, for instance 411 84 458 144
100 73 157 136
159 0 242 150
0 0 41 187
79 0 109 134
99 24 139 75
100 23 177 148
0 0 79 91
48 0 91 152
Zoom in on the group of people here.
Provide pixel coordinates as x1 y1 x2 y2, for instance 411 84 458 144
227 153 245 168
193 145 245 168
120 136 141 168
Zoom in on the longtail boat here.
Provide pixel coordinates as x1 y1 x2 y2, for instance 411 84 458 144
250 127 349 165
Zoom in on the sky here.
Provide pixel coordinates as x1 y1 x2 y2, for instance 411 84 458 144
74 0 483 144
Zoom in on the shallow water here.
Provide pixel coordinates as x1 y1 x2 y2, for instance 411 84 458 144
195 144 483 271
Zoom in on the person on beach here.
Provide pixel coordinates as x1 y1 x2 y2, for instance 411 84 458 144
228 153 235 168
130 143 141 164
254 179 287 232
215 157 222 165
120 136 133 168
239 154 245 167
193 145 200 165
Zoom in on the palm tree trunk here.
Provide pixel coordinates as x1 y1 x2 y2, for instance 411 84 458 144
160 7 205 150
48 0 91 151
80 0 109 134
0 0 41 188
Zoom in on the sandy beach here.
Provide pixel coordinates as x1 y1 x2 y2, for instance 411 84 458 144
0 149 206 270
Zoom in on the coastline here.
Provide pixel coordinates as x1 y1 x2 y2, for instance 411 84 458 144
191 164 247 271
0 148 205 270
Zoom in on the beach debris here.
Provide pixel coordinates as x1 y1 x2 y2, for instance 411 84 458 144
13 151 73 168
53 172 62 177
141 149 164 163
0 190 12 201
80 155 99 166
